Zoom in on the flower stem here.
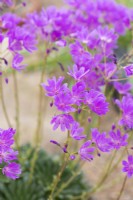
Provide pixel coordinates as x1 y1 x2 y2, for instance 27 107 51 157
0 77 12 127
13 70 20 149
85 150 117 198
48 156 69 200
29 47 48 184
116 176 127 200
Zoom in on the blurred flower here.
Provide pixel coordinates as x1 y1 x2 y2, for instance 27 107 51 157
51 114 74 131
79 141 95 161
122 155 133 178
70 122 86 140
2 163 21 180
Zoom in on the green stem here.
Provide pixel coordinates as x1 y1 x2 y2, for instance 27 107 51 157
116 176 127 200
54 169 81 198
85 150 117 198
48 156 69 200
34 54 47 147
13 70 20 149
0 77 12 127
29 49 48 184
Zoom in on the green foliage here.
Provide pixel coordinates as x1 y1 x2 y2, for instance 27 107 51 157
0 145 91 200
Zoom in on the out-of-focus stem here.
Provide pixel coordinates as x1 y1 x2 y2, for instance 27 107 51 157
29 47 48 184
0 77 12 127
116 176 127 200
85 150 117 199
48 156 69 200
13 70 20 149
34 52 47 147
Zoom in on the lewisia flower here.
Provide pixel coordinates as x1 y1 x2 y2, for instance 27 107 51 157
122 155 133 178
2 163 21 180
1 0 13 6
109 129 128 150
85 89 109 115
0 149 18 164
70 122 86 140
72 81 86 106
0 128 21 180
124 65 133 76
70 41 92 68
54 92 75 113
116 96 133 129
0 128 15 151
12 54 27 71
114 82 132 95
91 128 112 152
51 114 74 131
42 76 67 97
68 64 90 81
78 141 95 161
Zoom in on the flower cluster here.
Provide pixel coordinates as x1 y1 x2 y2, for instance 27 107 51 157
41 0 133 179
0 128 21 180
1 0 133 183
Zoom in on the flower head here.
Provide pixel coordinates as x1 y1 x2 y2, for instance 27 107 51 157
51 114 74 131
0 128 15 151
78 141 95 161
122 155 133 178
85 89 109 115
42 76 67 97
2 162 21 180
70 122 86 140
109 129 128 150
91 128 112 152
116 96 133 129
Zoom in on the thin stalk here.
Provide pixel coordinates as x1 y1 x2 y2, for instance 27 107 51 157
0 77 12 127
109 77 129 82
29 49 48 184
48 156 69 200
13 70 20 149
85 150 117 198
34 53 47 147
116 176 127 200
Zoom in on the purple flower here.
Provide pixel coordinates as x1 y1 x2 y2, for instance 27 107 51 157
85 89 109 115
54 92 75 113
124 65 133 76
42 76 67 97
55 39 67 47
12 54 27 71
72 82 85 106
68 64 90 81
2 0 13 6
70 122 86 140
0 149 18 164
70 41 92 67
23 35 37 52
122 155 133 178
114 82 132 95
2 162 21 180
91 128 112 152
0 128 15 151
51 114 74 131
116 96 133 129
109 129 128 150
78 141 95 161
